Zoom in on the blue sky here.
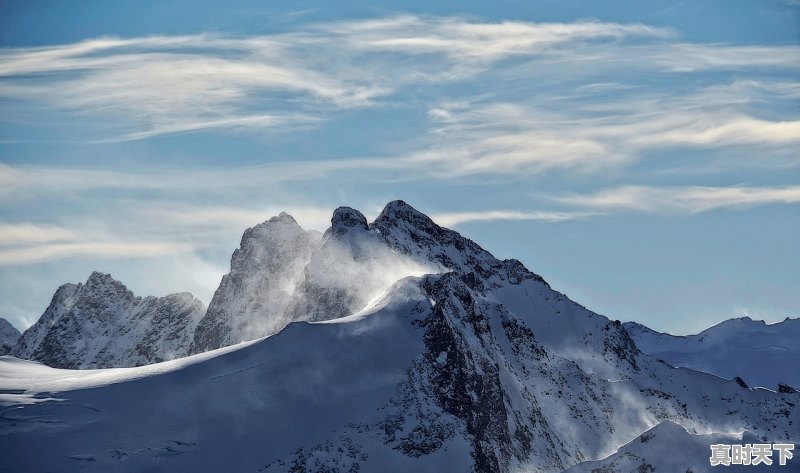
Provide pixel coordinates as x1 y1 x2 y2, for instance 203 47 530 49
0 0 798 334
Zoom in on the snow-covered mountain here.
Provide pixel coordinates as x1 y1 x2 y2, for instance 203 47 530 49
624 317 800 389
190 213 321 354
0 318 20 355
1 201 797 473
11 272 206 369
563 420 766 473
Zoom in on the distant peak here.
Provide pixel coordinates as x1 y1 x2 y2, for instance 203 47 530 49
0 317 20 336
86 271 121 286
719 316 765 327
83 271 133 297
381 199 424 217
375 200 437 230
331 207 368 232
240 212 305 244
269 212 298 225
384 199 413 211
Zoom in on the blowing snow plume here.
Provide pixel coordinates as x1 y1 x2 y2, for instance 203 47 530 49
191 202 439 354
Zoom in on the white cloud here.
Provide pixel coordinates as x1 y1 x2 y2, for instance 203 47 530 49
0 159 400 197
3 15 789 143
0 218 198 266
553 185 800 213
407 75 800 177
319 15 673 62
0 241 192 265
0 223 78 245
640 43 800 73
99 114 322 143
629 116 800 147
430 210 596 226
0 15 797 203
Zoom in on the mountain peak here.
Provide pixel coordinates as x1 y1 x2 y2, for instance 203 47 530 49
0 317 20 355
83 271 134 299
86 271 117 285
269 212 297 225
375 199 436 229
13 272 206 368
330 206 368 233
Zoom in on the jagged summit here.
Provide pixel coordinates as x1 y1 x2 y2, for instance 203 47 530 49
240 212 305 244
83 271 136 301
375 199 434 226
270 211 297 224
189 212 321 354
12 272 206 369
330 206 369 233
86 270 121 285
0 318 20 356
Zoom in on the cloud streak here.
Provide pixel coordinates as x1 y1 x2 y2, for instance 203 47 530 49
0 241 192 265
0 223 78 246
553 185 800 213
431 210 597 226
408 76 800 177
1 15 793 143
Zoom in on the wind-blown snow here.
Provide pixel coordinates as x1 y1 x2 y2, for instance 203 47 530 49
190 213 321 354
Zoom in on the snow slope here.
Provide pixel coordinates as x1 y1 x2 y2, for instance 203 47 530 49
625 317 800 389
0 318 19 355
563 421 789 473
11 272 206 368
1 201 797 473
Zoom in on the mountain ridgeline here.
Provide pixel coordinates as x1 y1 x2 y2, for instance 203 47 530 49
1 200 797 473
0 318 20 356
10 272 206 369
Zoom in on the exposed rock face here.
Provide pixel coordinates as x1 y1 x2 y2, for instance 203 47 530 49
11 272 206 369
0 318 20 355
189 213 321 354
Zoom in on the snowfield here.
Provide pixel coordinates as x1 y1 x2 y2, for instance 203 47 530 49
625 317 800 389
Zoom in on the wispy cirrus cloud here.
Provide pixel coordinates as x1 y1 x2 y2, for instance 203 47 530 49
552 185 800 213
0 159 403 197
430 210 596 226
7 14 792 145
317 15 673 62
0 241 192 265
0 16 670 141
408 75 800 177
0 221 193 265
0 223 78 245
